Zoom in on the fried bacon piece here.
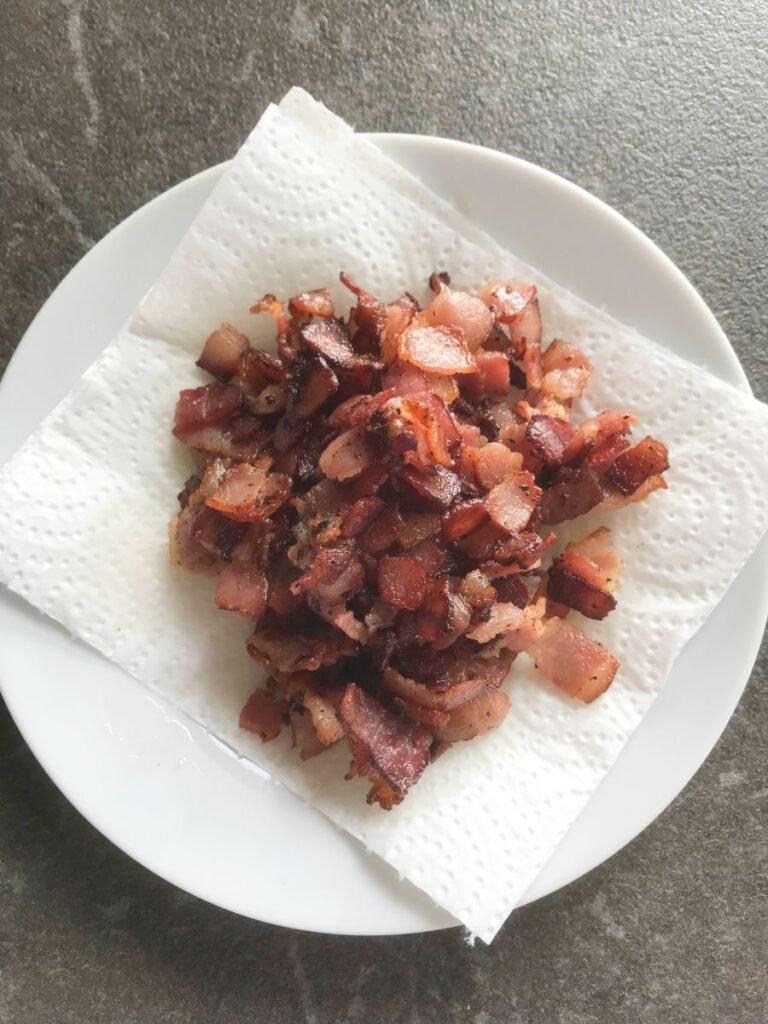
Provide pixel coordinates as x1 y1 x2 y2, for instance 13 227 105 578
486 471 542 534
398 324 476 376
289 288 335 319
171 272 670 807
480 280 543 387
530 619 619 703
247 618 356 674
339 684 432 809
539 467 604 525
424 275 494 351
565 410 637 464
378 555 428 610
214 564 269 619
381 668 490 711
250 294 292 361
291 543 364 604
173 383 244 440
318 427 377 481
471 441 524 489
441 499 487 541
525 415 577 467
206 464 291 523
300 318 381 371
435 690 511 743
548 526 623 620
239 688 287 742
538 339 592 404
277 673 345 747
397 464 462 509
340 272 387 354
606 436 670 496
292 358 339 417
197 323 251 379
233 348 285 395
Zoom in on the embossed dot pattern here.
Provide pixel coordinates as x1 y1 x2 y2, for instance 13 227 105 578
1 90 768 943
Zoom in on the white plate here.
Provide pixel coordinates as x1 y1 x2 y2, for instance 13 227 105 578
1 136 766 936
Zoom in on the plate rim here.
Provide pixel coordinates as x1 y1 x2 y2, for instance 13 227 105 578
1 132 765 935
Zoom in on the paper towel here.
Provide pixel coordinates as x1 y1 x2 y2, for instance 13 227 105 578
1 89 767 942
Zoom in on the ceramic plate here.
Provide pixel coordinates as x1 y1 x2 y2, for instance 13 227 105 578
1 135 766 935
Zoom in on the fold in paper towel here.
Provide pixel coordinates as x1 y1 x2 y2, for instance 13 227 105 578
1 89 767 943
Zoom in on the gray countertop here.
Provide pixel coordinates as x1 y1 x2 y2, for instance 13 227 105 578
1 1 767 1021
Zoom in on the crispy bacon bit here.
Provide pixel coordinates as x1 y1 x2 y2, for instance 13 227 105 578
423 285 494 351
247 620 355 674
360 503 403 554
397 464 462 509
378 555 428 610
249 383 287 416
565 410 637 463
463 349 510 401
206 464 291 522
486 471 542 534
525 415 577 467
398 324 477 376
381 668 490 711
300 318 381 371
435 690 511 743
177 472 202 510
340 272 387 354
466 602 524 643
250 294 288 335
381 360 429 396
480 280 536 323
407 537 447 574
197 323 251 379
380 301 418 364
426 373 460 404
492 529 556 571
173 274 670 807
173 383 243 440
318 427 377 481
601 473 667 510
415 579 472 647
214 564 269 619
398 511 442 549
289 288 335 319
279 673 345 747
472 442 524 489
539 466 604 525
513 301 544 389
530 619 619 702
547 561 616 620
539 339 592 402
291 543 363 604
373 396 453 469
565 527 623 592
583 433 631 471
459 569 497 610
606 436 670 496
290 710 326 760
233 348 285 397
339 684 432 808
441 499 487 541
240 688 287 742
393 697 451 731
292 358 339 417
481 281 543 387
341 495 386 537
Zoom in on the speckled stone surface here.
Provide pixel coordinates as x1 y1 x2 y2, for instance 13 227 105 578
1 1 767 1021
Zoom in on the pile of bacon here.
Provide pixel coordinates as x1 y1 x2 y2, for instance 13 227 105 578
170 273 669 809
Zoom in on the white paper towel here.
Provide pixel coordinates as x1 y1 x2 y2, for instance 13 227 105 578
1 89 768 942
